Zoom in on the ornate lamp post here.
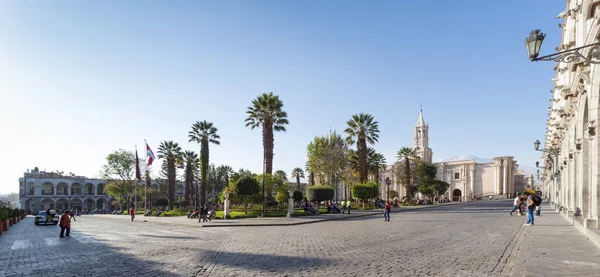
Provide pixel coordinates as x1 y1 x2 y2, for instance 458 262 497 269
525 29 600 63
385 177 391 202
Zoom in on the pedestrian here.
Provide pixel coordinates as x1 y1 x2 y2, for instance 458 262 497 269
346 200 351 214
341 200 346 214
45 208 52 224
69 209 77 221
535 204 541 217
59 210 71 238
509 195 522 216
384 201 391 222
524 193 536 226
130 208 135 222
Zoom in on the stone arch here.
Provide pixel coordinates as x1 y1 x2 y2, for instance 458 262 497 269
26 182 36 195
57 182 69 195
452 189 462 202
41 198 55 210
97 183 105 195
70 199 82 212
83 198 95 209
96 198 108 210
41 182 54 196
56 198 69 211
71 183 82 196
84 183 95 195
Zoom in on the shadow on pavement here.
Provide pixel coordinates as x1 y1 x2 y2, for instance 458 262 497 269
0 218 183 276
140 234 198 240
198 250 334 272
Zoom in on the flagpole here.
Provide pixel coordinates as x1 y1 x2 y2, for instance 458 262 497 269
134 145 138 212
144 139 148 213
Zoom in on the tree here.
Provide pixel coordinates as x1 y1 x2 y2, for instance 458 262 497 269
414 161 438 199
388 190 399 199
181 151 199 206
397 147 416 199
292 190 303 203
306 186 335 203
234 176 260 214
305 161 315 186
306 131 349 186
369 152 387 183
157 141 182 206
230 168 254 184
245 92 289 175
102 149 137 209
351 182 380 208
104 181 130 210
189 120 220 207
344 113 380 183
217 165 234 189
274 170 288 182
291 167 305 190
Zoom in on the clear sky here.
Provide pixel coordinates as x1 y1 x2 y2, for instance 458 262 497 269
0 0 564 193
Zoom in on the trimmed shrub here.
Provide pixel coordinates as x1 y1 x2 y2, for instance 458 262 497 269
351 182 380 208
306 186 334 202
155 198 169 207
292 190 303 202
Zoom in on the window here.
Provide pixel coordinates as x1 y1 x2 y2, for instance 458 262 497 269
454 172 460 179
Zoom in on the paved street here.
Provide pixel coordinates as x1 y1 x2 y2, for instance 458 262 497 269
1 200 596 277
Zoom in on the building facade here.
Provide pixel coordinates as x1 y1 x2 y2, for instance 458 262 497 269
379 111 521 201
19 167 109 213
540 0 600 230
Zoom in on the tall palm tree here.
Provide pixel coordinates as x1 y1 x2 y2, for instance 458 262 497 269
344 113 380 183
181 151 199 206
305 161 315 186
274 170 288 182
217 165 233 188
245 92 289 175
157 141 182 205
369 152 387 183
397 147 415 198
291 167 305 190
189 120 220 207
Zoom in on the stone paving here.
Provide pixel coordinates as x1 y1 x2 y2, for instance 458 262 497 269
1 200 597 276
501 203 600 277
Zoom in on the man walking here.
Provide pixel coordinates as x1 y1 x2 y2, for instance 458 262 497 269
509 195 522 216
384 201 391 222
524 193 536 226
59 210 71 238
130 208 135 222
341 200 346 214
69 209 77 221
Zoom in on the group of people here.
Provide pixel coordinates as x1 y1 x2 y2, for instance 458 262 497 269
510 193 542 226
187 205 214 222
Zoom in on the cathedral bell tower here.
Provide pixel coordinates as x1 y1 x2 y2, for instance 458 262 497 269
414 108 433 163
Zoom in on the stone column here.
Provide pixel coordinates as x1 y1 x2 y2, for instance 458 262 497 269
224 191 231 220
503 160 507 197
470 166 475 200
569 156 575 213
589 132 599 226
287 190 295 218
53 183 57 196
493 164 498 195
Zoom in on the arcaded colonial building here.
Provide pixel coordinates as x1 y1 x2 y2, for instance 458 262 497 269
19 167 108 212
380 111 523 201
538 0 600 234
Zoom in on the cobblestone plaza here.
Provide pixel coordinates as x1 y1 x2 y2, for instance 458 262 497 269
3 201 599 277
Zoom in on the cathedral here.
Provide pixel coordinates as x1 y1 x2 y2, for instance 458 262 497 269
379 110 529 202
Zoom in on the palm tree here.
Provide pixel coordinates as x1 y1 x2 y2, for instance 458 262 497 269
397 147 415 198
157 141 182 205
274 170 288 182
245 92 289 175
181 151 199 206
369 152 387 183
189 120 220 207
217 165 233 189
291 167 305 190
344 113 380 183
305 161 315 186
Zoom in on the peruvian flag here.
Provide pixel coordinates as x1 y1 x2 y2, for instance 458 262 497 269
147 143 156 166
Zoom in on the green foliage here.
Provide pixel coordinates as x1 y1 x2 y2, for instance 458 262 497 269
291 168 305 189
306 185 334 202
188 120 220 206
276 190 289 203
433 180 450 196
0 207 25 221
255 174 286 198
413 161 442 199
292 190 303 202
235 176 260 196
351 182 380 202
388 190 399 199
155 198 169 206
306 131 349 186
344 113 380 183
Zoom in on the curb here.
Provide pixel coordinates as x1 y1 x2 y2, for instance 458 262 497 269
200 202 465 228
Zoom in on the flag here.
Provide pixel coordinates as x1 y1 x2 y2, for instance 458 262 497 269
147 143 156 166
135 148 141 181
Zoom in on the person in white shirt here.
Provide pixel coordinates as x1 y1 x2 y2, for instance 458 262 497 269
510 196 522 216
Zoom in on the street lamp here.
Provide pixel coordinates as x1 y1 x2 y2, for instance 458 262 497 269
534 140 541 151
535 161 540 168
525 29 600 63
385 177 391 202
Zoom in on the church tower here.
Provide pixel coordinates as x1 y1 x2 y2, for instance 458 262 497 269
413 108 433 163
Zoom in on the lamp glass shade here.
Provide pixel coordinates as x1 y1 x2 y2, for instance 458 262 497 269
525 29 545 60
535 161 539 168
534 140 541 151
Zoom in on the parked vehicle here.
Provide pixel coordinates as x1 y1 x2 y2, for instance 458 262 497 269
34 210 59 226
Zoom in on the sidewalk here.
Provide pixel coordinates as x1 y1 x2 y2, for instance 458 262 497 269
501 203 600 277
96 202 461 228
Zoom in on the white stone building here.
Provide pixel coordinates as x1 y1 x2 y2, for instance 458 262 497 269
19 167 108 213
536 0 600 233
379 111 522 201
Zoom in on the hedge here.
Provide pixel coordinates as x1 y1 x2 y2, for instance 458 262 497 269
306 186 334 202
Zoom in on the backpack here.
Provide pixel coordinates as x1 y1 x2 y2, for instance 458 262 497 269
532 194 542 206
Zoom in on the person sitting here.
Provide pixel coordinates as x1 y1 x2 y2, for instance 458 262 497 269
155 209 163 217
144 209 151 216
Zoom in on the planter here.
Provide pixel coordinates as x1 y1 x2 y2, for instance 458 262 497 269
8 218 13 226
2 220 8 231
0 221 3 235
16 217 19 223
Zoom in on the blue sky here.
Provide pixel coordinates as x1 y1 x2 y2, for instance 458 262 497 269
0 1 563 193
